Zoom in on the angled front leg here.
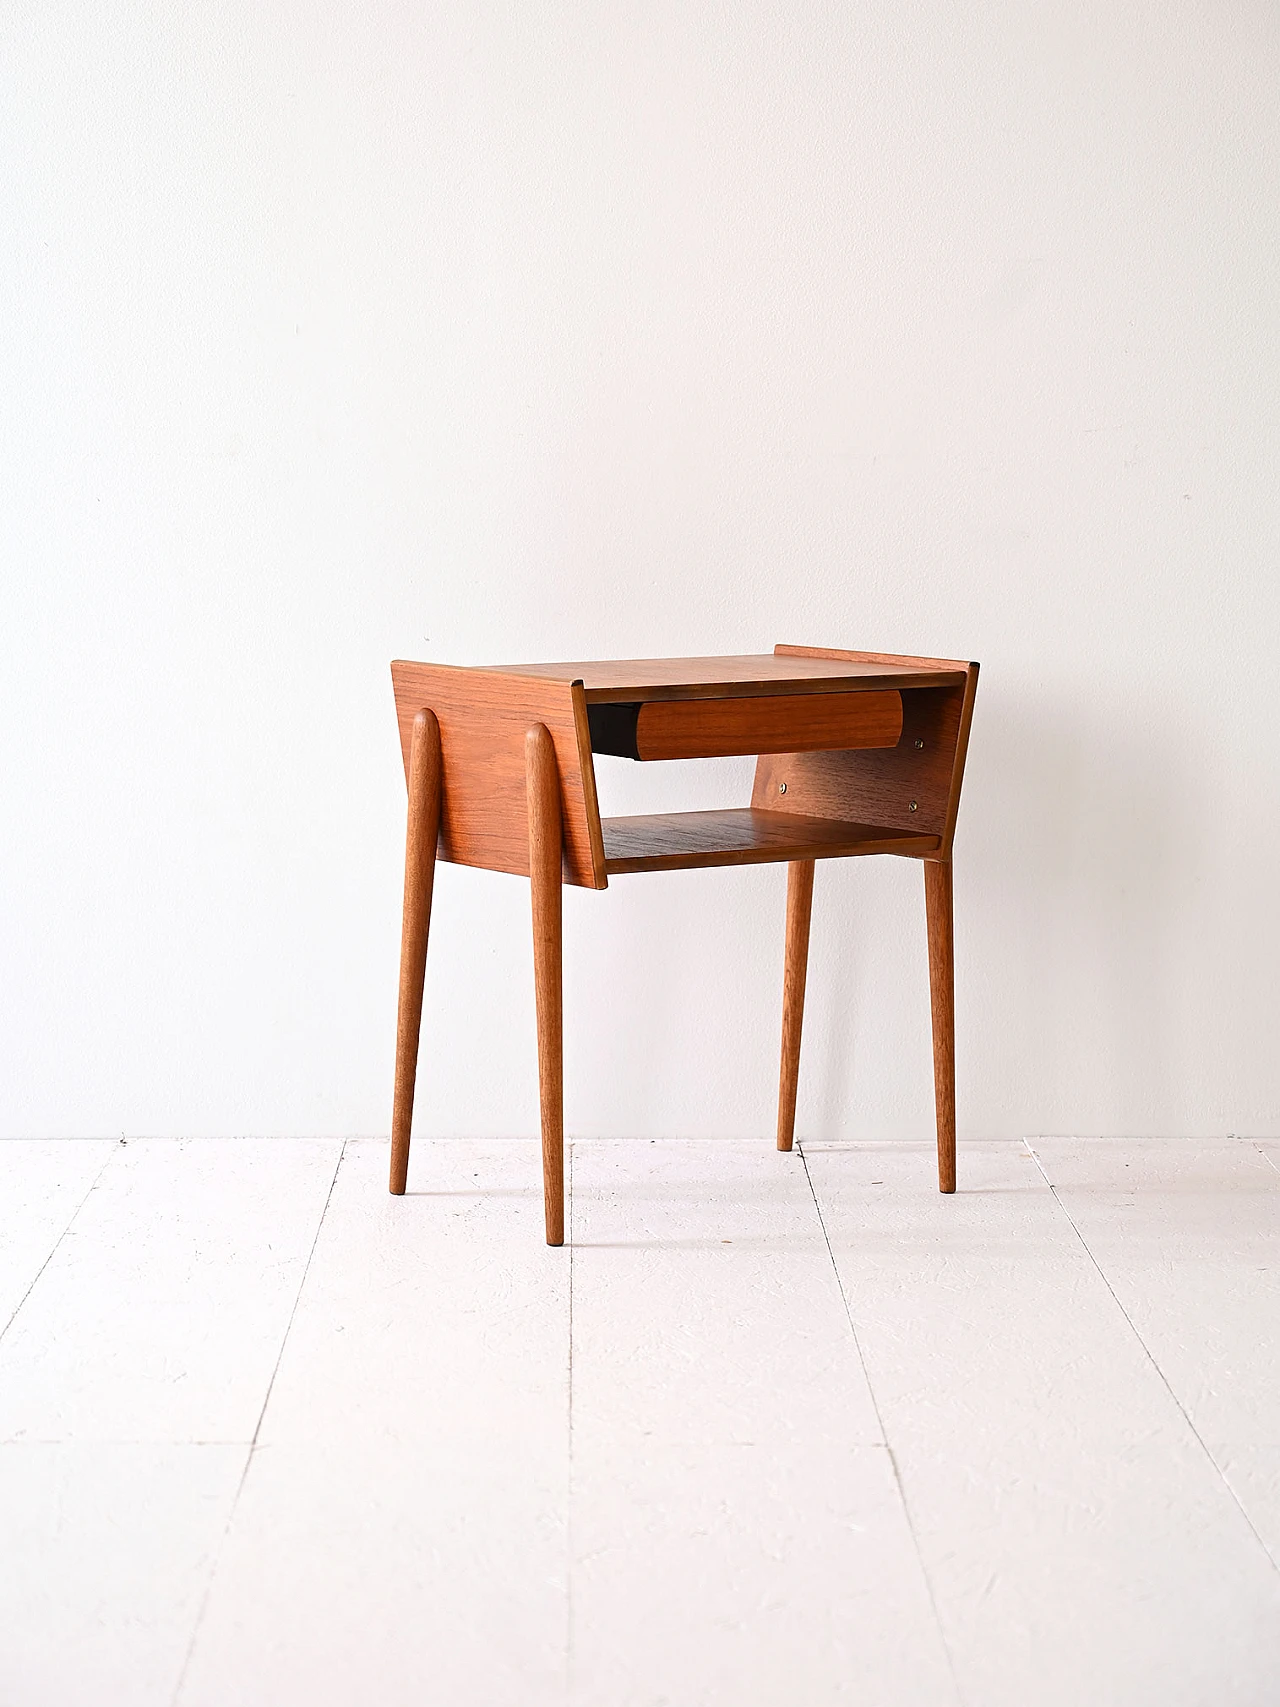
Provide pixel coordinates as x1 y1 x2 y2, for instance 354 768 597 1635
776 858 815 1152
526 723 565 1246
924 859 956 1193
389 709 442 1194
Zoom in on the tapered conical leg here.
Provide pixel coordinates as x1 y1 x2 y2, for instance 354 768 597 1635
924 859 956 1193
777 858 815 1152
526 724 564 1246
390 709 442 1195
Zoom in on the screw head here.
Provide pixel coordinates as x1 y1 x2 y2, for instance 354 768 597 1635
909 800 918 811
779 782 787 794
914 737 924 750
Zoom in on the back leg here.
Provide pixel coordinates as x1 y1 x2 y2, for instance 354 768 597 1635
526 723 565 1246
776 858 815 1152
923 859 956 1193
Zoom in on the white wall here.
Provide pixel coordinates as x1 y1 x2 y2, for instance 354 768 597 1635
2 2 1278 1142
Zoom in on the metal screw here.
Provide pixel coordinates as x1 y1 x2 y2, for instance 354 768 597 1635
779 782 787 794
909 800 918 812
914 737 924 750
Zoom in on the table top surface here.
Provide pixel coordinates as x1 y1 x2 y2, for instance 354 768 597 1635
482 652 970 703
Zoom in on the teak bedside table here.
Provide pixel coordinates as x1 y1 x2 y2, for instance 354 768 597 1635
388 644 979 1244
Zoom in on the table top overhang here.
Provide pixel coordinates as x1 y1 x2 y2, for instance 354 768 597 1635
481 652 970 703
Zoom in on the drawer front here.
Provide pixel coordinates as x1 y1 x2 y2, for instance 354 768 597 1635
590 689 903 761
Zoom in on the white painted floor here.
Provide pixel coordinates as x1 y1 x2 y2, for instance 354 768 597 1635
2 1136 1279 1706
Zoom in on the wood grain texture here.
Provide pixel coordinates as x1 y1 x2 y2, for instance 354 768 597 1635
776 859 815 1153
527 725 565 1246
758 647 980 859
633 691 902 761
939 661 980 856
602 809 939 875
924 860 956 1194
774 641 972 673
570 677 609 887
389 710 442 1196
391 661 606 889
752 686 965 837
486 653 967 703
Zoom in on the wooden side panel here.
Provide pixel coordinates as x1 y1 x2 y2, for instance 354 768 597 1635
570 681 609 884
938 660 980 854
633 690 902 760
390 662 606 889
752 651 979 853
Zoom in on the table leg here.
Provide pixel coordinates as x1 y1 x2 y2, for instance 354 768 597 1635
924 859 956 1193
390 709 442 1195
776 858 816 1152
527 724 565 1246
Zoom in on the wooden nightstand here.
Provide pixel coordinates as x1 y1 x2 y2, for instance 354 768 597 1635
388 644 979 1243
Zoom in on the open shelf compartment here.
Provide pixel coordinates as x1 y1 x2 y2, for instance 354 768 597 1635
600 808 940 875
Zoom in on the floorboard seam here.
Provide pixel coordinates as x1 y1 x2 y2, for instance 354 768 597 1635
1023 1137 1280 1580
169 1137 348 1707
0 1139 122 1347
797 1139 967 1707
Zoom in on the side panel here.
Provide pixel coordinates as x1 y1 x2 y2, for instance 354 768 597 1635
391 662 606 889
752 648 979 855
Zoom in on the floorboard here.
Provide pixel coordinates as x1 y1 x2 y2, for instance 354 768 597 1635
177 1139 569 1707
1 1135 1278 1706
0 1138 117 1333
0 1138 341 1445
0 1443 245 1707
568 1138 953 1704
803 1138 1280 1707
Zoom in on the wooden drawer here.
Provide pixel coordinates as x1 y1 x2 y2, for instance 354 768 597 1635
588 689 903 761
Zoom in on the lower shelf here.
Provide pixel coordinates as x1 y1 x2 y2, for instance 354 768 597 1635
601 808 940 875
